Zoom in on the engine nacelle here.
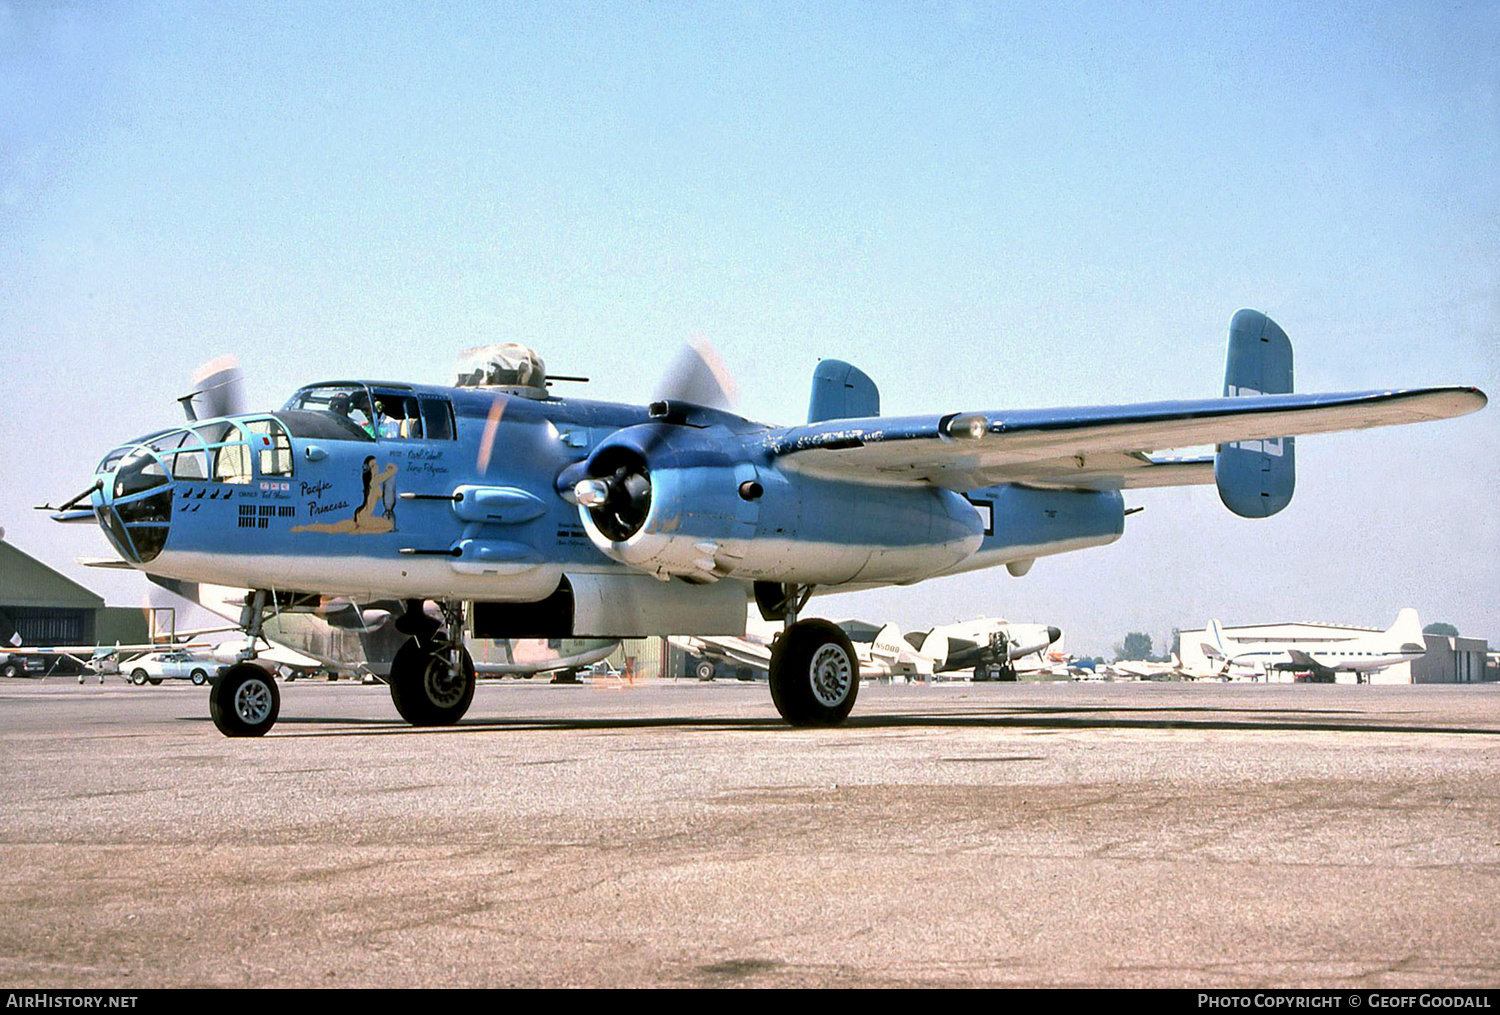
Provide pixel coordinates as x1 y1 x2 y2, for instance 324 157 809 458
576 429 984 586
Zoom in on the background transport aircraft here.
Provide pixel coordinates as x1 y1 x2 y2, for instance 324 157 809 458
48 309 1485 736
1200 608 1428 681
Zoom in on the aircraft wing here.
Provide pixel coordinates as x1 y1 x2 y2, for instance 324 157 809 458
766 387 1485 491
670 635 772 672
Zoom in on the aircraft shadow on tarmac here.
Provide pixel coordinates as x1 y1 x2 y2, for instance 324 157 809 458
178 704 1500 739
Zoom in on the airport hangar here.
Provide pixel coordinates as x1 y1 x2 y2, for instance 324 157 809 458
1177 620 1490 684
0 538 148 670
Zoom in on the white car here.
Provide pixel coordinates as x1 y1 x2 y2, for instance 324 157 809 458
126 650 223 686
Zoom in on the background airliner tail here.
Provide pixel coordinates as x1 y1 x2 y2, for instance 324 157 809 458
1389 607 1423 643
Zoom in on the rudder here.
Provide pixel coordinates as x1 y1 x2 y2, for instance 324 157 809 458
1216 309 1296 518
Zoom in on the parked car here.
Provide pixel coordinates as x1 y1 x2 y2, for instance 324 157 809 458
1 654 46 678
126 650 225 686
1 653 82 678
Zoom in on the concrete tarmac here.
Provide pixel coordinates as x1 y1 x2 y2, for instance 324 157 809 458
1 676 1497 988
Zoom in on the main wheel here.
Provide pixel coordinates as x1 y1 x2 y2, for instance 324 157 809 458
190 669 208 686
694 659 716 681
388 638 475 726
768 619 860 726
209 663 281 737
131 669 148 686
2 661 20 679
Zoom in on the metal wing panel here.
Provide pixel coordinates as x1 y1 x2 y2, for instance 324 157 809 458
767 387 1485 491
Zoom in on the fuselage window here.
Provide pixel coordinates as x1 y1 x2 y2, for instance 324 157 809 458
420 398 456 441
195 421 252 484
149 431 209 481
244 418 294 477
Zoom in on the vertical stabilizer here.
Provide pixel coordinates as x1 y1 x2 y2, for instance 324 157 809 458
808 360 880 424
1216 309 1296 517
1203 619 1231 659
1389 607 1423 641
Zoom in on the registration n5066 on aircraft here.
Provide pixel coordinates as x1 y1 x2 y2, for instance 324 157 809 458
49 310 1485 736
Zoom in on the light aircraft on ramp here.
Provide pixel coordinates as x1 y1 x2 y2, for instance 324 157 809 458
43 310 1485 736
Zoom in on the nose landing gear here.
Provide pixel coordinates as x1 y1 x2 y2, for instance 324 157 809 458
210 663 281 737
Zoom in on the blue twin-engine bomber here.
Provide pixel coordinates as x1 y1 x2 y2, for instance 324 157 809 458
66 310 1484 736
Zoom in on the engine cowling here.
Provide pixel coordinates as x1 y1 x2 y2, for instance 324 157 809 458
573 425 983 585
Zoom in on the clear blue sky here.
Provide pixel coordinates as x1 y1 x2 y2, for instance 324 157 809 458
2 1 1496 655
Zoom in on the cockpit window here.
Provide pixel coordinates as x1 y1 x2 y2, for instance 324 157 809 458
285 384 453 442
371 392 427 440
286 385 379 438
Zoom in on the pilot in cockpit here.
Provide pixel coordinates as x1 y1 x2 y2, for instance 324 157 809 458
330 391 376 437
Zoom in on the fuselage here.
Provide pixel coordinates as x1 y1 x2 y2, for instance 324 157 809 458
86 380 1126 634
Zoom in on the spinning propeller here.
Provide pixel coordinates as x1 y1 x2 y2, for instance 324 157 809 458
178 355 247 421
573 341 738 542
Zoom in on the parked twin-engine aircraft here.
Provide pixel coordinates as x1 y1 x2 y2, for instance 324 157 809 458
1201 608 1429 681
49 310 1484 736
673 618 941 682
907 619 1062 681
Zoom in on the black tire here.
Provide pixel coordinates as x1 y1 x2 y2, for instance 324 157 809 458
1 661 20 679
131 669 148 686
694 659 716 681
147 677 163 685
388 638 475 726
190 669 208 686
209 663 280 737
768 619 860 726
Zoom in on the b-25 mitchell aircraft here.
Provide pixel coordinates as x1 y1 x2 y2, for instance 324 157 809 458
49 310 1484 736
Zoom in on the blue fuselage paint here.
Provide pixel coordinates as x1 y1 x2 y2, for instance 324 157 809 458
87 381 1125 606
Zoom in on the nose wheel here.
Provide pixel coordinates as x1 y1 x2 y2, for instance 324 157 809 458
210 663 281 737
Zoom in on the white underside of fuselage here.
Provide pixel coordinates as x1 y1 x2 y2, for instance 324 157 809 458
143 526 1121 603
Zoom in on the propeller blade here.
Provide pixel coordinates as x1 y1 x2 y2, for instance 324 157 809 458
654 339 738 409
186 356 246 420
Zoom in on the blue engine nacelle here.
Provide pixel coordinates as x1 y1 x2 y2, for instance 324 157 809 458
573 425 983 586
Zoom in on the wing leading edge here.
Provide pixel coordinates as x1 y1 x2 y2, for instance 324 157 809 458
766 387 1485 491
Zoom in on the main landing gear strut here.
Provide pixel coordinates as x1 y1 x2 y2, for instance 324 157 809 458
387 600 475 727
760 583 860 727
